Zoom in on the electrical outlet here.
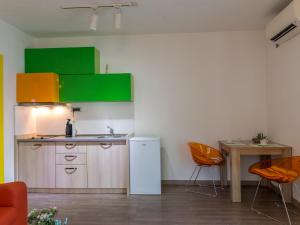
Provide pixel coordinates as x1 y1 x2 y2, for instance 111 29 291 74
72 107 81 112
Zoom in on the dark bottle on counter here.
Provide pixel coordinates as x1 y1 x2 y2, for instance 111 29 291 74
65 119 73 137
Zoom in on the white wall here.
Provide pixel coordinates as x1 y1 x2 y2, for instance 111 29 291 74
0 19 34 182
267 35 300 201
34 31 267 181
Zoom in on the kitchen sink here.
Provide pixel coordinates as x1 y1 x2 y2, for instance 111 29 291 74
97 134 126 138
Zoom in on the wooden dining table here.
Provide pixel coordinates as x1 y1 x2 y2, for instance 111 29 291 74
218 140 292 203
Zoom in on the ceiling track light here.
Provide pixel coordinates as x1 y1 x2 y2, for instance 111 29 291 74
114 7 122 29
61 1 138 31
61 2 138 10
89 9 98 31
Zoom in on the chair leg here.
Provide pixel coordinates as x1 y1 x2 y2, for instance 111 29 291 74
196 166 223 191
279 184 292 225
195 166 218 197
251 178 262 210
212 170 218 197
185 166 198 188
275 183 300 216
251 179 292 224
186 165 219 197
193 166 202 184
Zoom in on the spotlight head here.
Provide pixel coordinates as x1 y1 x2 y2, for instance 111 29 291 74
114 7 122 29
90 12 98 31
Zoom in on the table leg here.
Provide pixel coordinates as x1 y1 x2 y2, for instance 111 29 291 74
281 149 292 203
230 150 241 202
260 155 271 187
219 145 228 187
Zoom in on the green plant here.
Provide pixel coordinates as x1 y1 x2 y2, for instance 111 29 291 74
252 132 267 144
28 207 57 225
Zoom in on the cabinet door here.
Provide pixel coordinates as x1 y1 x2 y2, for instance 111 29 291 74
87 144 128 188
59 74 132 102
16 73 59 103
110 145 129 188
25 47 100 74
18 142 55 188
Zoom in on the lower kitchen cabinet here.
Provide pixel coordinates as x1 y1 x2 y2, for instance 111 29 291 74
17 141 129 191
56 165 87 188
87 143 128 188
18 142 55 188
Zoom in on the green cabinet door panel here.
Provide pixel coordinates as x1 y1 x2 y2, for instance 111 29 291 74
59 74 133 102
25 47 100 75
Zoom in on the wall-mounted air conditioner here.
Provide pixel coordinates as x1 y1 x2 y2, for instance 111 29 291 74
266 0 300 47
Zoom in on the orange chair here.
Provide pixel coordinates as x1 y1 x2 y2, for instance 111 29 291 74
186 142 225 197
249 157 300 225
0 182 28 225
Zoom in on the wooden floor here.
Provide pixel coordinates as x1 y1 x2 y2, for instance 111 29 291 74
29 185 300 225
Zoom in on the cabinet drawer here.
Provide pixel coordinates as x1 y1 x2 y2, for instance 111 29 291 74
56 165 87 188
56 143 86 154
56 153 86 165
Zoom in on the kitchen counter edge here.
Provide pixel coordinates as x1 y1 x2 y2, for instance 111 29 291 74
16 135 133 143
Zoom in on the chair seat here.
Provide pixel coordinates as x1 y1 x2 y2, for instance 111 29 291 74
250 165 298 183
249 157 300 183
0 207 17 225
194 154 224 166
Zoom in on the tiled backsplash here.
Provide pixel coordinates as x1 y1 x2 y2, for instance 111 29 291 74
15 103 134 136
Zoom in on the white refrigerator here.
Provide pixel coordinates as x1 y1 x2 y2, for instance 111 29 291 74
129 137 161 195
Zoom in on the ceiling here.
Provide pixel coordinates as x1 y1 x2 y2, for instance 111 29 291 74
0 0 292 37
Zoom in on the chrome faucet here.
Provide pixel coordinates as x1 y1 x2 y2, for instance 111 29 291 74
107 126 115 136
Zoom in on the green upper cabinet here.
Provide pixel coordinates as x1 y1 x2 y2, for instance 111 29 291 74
59 74 133 102
25 47 100 75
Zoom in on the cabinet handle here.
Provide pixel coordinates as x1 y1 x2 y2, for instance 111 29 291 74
64 167 77 175
31 143 42 150
99 143 112 149
64 155 77 161
65 143 76 150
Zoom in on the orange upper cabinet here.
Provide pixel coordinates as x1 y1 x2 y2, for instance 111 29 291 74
17 73 59 103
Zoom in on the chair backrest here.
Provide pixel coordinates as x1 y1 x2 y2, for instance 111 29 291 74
188 142 224 166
